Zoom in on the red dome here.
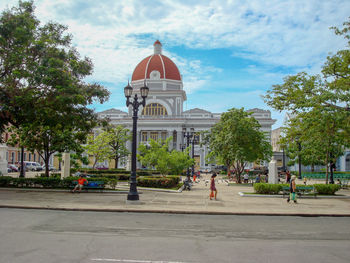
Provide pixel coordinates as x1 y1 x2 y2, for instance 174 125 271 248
131 41 181 81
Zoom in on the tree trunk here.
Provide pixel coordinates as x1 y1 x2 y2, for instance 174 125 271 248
325 153 329 184
311 164 314 172
44 148 50 177
236 161 243 184
114 156 119 169
45 157 50 177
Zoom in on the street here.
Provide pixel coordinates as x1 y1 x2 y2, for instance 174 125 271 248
0 209 349 263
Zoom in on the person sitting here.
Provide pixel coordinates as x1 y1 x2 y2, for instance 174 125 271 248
72 175 88 193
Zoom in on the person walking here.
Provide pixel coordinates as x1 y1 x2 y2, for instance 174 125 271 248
287 175 297 203
209 173 217 200
243 173 249 184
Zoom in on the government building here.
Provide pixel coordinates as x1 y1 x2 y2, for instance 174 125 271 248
97 41 276 171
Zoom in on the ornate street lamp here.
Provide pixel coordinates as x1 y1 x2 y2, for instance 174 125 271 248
183 128 198 179
124 81 149 201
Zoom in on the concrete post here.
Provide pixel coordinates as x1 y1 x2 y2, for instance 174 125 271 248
60 152 70 178
268 157 278 184
0 144 8 176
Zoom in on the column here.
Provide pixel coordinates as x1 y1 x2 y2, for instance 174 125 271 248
0 144 8 176
60 152 70 178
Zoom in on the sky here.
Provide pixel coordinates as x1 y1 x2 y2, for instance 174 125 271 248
1 0 349 128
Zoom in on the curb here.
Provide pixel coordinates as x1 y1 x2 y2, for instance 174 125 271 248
0 188 130 194
238 192 350 199
1 205 350 217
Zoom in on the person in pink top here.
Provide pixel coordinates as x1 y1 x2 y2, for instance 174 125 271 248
209 173 217 200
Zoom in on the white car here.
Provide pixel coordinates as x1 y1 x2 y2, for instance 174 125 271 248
42 164 57 171
24 162 43 171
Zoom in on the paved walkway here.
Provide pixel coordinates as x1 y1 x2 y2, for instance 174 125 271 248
1 173 349 216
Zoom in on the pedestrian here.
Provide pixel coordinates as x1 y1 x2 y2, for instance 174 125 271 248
209 173 217 200
287 175 297 203
303 177 307 185
286 170 291 183
72 175 88 193
243 173 249 184
255 174 261 183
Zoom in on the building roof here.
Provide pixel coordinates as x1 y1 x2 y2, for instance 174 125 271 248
98 108 127 115
182 108 212 114
131 41 181 82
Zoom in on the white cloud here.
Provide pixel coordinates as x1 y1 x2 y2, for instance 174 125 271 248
2 0 348 81
1 0 349 126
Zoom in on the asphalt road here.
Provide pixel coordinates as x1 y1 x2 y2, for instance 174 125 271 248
0 209 349 263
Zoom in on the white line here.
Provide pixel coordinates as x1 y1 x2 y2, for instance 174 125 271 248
91 258 188 263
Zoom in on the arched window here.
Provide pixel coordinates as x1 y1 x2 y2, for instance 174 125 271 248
142 103 168 116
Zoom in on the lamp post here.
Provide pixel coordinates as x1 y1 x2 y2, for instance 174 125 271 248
124 81 149 201
297 141 302 179
191 133 199 177
183 128 194 180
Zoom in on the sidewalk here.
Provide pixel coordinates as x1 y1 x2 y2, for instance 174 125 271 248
1 173 349 216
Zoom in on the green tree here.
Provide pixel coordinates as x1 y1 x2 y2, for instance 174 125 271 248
104 125 131 169
264 18 350 182
281 109 346 183
206 108 272 183
0 1 110 176
264 18 350 114
84 133 111 169
138 137 194 175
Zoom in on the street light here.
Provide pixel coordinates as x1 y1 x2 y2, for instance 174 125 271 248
183 128 194 180
124 81 149 201
297 140 302 179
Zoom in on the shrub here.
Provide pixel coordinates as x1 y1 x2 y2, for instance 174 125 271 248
137 176 180 189
254 183 282 194
0 176 12 187
314 184 341 195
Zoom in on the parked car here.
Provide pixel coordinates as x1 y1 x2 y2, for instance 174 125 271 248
24 161 43 171
7 164 19 172
42 164 57 171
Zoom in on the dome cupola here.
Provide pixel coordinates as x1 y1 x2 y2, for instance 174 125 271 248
131 41 181 82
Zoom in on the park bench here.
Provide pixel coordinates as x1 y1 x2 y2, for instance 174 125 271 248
70 181 105 192
282 185 317 198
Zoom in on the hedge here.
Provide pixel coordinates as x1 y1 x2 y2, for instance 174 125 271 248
0 176 112 189
0 175 180 189
254 183 282 194
313 184 341 195
137 176 180 189
254 183 342 195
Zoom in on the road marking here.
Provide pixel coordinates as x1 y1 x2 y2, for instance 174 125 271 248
91 258 189 263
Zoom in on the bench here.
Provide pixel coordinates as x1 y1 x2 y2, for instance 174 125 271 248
70 181 105 192
282 186 316 198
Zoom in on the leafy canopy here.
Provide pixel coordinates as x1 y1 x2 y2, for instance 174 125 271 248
207 108 272 183
0 1 110 175
137 137 194 175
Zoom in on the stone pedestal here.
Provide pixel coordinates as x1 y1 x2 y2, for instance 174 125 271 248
126 154 131 171
60 152 70 178
268 157 278 184
0 144 8 176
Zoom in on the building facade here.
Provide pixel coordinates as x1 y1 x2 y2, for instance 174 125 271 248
98 41 276 170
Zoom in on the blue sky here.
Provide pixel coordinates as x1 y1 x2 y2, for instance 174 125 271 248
1 0 349 128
